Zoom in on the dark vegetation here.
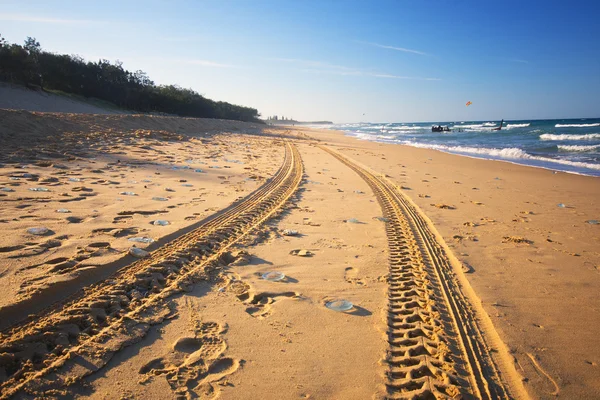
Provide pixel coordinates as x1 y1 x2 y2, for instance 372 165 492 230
0 35 261 122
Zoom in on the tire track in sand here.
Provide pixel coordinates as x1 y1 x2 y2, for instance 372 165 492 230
0 141 303 399
319 145 528 400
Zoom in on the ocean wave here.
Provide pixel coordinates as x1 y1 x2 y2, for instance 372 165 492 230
452 124 486 129
399 141 600 171
337 124 365 129
390 130 424 134
483 122 496 127
558 144 600 152
367 125 388 130
403 142 529 158
389 126 423 131
351 132 396 141
506 123 530 129
540 133 600 141
555 123 600 128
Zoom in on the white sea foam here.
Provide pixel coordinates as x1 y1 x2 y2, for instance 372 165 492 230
335 122 600 175
403 142 530 158
398 141 600 171
452 124 486 129
558 144 600 152
339 123 369 128
352 132 395 141
367 125 387 130
540 133 600 141
555 123 600 128
506 123 530 129
389 126 423 131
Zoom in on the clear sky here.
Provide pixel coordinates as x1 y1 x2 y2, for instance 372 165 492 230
1 0 599 122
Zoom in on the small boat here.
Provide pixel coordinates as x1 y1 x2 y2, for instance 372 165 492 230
432 125 451 132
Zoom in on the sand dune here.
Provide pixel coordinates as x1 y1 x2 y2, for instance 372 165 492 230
0 83 123 115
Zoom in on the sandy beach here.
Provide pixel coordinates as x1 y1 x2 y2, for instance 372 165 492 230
1 110 599 399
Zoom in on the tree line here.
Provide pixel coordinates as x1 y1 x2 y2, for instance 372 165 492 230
0 35 261 122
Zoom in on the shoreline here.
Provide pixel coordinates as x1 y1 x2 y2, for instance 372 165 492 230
323 124 600 177
346 132 600 177
0 113 599 399
294 125 600 399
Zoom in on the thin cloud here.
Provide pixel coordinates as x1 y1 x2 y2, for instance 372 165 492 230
273 58 439 81
159 36 207 43
369 73 441 81
0 14 104 24
77 56 238 69
271 58 358 73
153 58 236 68
358 41 429 56
299 68 361 77
183 60 236 68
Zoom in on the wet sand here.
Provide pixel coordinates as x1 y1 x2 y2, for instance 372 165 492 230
0 111 599 399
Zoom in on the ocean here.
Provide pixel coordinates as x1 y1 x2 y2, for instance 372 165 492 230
321 118 600 176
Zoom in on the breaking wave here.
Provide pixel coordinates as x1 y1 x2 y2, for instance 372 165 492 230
540 133 600 141
390 126 424 131
452 124 486 129
506 123 530 129
558 144 600 152
333 119 600 176
555 123 600 128
398 141 600 171
401 142 530 158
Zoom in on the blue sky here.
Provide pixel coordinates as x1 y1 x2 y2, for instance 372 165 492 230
1 0 599 122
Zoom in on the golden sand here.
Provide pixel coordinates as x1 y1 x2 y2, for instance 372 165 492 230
0 110 599 399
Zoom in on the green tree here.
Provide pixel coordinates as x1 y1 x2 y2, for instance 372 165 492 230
0 35 261 122
23 37 42 87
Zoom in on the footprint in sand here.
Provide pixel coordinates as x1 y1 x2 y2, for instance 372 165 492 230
17 240 113 295
431 203 455 210
344 266 366 286
113 215 133 223
7 237 64 259
246 291 300 319
139 321 239 398
92 227 141 237
224 277 300 319
0 245 26 253
502 236 533 245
